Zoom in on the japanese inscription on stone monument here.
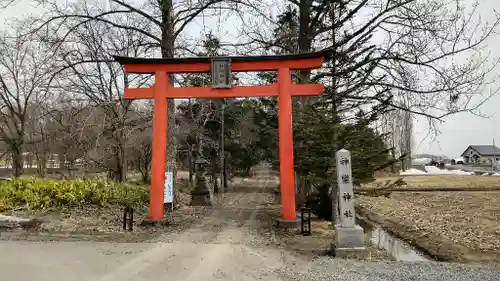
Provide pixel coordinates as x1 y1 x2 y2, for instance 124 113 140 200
342 192 352 201
336 149 356 227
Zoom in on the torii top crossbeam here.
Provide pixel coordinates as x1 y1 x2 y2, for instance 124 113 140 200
114 51 325 73
114 52 326 99
114 51 326 224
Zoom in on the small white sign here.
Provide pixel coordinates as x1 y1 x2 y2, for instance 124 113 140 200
164 171 173 203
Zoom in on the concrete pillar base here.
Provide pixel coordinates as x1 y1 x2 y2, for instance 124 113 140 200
275 218 301 229
140 218 169 227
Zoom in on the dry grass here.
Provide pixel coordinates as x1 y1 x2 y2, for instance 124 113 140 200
365 175 500 189
357 191 500 262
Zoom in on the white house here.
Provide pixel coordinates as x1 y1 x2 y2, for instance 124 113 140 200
460 145 500 165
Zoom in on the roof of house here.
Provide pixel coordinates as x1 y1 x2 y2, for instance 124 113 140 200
461 145 500 156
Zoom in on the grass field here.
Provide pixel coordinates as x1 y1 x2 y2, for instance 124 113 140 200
358 176 500 262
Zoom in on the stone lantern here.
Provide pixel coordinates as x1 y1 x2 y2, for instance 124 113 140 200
190 157 213 206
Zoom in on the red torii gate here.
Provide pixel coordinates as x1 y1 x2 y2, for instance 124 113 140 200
114 51 325 224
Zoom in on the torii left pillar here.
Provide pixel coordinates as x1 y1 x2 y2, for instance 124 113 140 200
148 71 168 222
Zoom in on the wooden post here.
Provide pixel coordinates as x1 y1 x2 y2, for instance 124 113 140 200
277 68 296 221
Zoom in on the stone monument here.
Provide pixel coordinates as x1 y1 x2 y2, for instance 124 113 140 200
190 158 214 206
332 149 366 258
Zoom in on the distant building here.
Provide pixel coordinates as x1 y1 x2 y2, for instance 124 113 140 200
460 145 500 164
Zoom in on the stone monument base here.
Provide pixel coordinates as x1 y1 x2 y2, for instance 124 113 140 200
335 224 365 247
332 246 367 259
332 224 366 258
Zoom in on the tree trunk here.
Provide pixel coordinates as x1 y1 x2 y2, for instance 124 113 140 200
297 0 313 108
223 152 228 189
245 166 251 177
188 144 194 186
329 3 340 225
390 149 396 173
66 159 74 178
211 168 218 194
141 158 150 183
110 166 124 182
298 0 312 82
36 152 47 178
114 140 126 182
12 147 23 178
161 0 178 193
27 153 33 168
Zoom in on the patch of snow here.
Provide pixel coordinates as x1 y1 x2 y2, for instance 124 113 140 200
451 170 474 176
425 166 473 175
423 166 440 173
400 166 474 176
399 168 427 176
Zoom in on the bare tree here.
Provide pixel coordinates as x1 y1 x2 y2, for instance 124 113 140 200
32 0 264 185
43 101 97 177
177 99 220 186
0 24 54 177
127 102 153 183
245 0 500 120
380 102 413 172
44 17 153 181
24 101 53 177
0 0 15 9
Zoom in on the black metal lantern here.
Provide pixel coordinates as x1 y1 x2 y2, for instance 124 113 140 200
300 205 311 236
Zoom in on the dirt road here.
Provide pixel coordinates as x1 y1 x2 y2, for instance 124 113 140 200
1 169 500 281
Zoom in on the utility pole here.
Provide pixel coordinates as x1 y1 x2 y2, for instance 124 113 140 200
220 100 225 195
493 138 496 171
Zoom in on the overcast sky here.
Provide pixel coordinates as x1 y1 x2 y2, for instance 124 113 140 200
1 0 499 158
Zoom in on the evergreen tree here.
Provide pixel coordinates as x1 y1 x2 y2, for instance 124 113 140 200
252 5 398 219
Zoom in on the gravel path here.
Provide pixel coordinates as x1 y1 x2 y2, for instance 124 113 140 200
277 259 500 281
1 166 500 281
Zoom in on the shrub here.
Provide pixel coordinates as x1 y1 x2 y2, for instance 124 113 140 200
0 177 149 212
305 190 332 220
